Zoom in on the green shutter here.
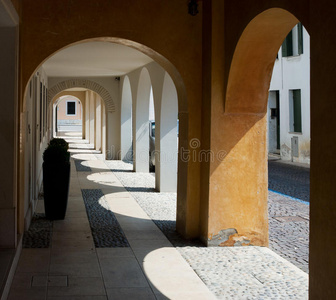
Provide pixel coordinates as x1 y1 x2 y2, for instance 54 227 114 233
282 35 287 57
282 30 293 57
293 90 302 133
298 23 303 55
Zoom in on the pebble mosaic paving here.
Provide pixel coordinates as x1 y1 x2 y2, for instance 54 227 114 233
81 189 129 247
22 213 53 248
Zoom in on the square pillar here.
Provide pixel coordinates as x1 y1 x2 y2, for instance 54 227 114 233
0 27 18 248
95 96 102 151
89 92 96 147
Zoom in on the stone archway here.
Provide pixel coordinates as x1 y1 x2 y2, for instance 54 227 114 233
48 79 115 113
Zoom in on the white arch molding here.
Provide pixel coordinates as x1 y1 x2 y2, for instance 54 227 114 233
48 79 115 112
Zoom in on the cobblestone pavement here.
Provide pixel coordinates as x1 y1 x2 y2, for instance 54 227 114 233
104 160 309 299
268 160 310 202
268 191 309 273
268 160 309 273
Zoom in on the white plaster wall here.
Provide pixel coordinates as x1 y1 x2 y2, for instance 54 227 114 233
269 26 310 164
20 66 49 234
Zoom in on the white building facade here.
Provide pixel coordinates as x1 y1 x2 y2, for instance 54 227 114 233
268 23 310 164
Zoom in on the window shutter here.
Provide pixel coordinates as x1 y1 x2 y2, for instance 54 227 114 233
282 30 293 57
293 90 302 133
282 36 287 57
298 23 303 55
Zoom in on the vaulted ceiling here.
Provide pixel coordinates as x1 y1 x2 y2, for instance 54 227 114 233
43 41 153 77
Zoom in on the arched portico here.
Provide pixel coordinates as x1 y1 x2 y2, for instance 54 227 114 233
53 95 84 138
19 0 203 241
19 34 194 244
124 63 179 192
48 79 115 113
51 89 107 154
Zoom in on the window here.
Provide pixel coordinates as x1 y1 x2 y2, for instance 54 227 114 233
289 89 302 133
282 23 303 57
67 101 76 115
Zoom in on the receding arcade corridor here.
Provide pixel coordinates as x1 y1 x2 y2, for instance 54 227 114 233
8 138 213 300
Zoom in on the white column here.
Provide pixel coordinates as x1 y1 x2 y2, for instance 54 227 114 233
134 69 151 172
89 91 96 147
95 96 102 151
102 102 106 158
85 91 90 141
120 76 133 161
81 99 85 139
53 102 57 137
156 73 178 192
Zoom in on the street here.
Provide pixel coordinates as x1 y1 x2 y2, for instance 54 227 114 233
268 160 310 202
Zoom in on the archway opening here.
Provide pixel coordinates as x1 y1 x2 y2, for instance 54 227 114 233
54 95 83 138
267 22 310 274
20 39 188 253
203 9 311 296
207 8 310 253
149 87 155 172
